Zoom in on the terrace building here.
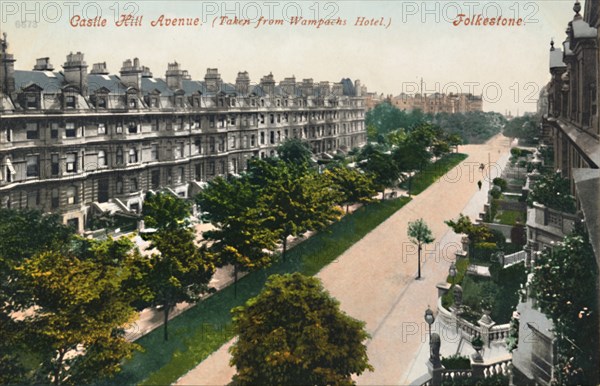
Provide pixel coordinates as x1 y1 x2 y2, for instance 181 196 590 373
0 36 367 232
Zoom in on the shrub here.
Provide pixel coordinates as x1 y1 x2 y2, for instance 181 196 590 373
490 188 502 199
441 354 471 370
492 177 508 192
510 223 527 247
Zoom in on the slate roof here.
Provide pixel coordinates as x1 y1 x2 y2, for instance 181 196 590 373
141 77 173 96
88 74 127 94
14 70 64 94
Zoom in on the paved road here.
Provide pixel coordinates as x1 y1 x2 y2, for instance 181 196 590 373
176 135 513 385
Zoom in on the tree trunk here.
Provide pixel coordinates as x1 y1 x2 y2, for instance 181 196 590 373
53 349 66 386
381 189 386 202
417 244 422 279
163 304 170 341
234 264 238 299
282 237 288 260
346 204 350 214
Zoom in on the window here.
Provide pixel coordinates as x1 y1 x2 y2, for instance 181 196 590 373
151 119 159 132
208 161 215 175
26 94 38 109
151 144 158 161
129 98 137 108
65 123 76 138
251 135 256 147
260 132 265 144
26 155 39 177
270 131 275 144
97 123 106 135
210 137 215 153
116 147 124 165
195 139 202 154
176 167 184 184
195 163 204 181
97 97 107 109
128 148 138 164
51 154 59 175
65 95 76 109
50 123 58 139
151 170 160 189
66 153 77 173
270 114 275 124
51 188 59 208
129 178 138 192
26 123 39 139
5 128 12 142
66 186 77 205
98 150 107 167
128 122 138 134
116 124 123 134
230 135 236 149
116 178 124 194
176 142 184 159
209 115 215 128
27 190 39 208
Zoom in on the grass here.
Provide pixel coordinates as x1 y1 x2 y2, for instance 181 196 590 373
402 153 469 195
495 210 525 226
96 197 412 386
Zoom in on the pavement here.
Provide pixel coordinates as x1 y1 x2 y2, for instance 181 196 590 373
171 135 514 386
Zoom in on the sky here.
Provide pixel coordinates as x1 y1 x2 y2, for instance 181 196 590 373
0 0 583 114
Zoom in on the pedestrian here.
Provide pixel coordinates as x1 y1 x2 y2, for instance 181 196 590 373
477 180 482 190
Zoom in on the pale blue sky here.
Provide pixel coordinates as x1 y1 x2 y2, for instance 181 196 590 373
1 1 582 114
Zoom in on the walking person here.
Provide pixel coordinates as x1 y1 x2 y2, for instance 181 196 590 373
477 180 482 191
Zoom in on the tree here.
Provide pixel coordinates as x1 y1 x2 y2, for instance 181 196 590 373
527 171 576 214
358 146 400 200
0 209 75 383
250 159 342 259
445 214 493 256
141 192 215 341
502 115 540 144
277 138 314 165
19 237 142 386
323 166 377 213
197 175 278 297
230 273 373 385
407 218 435 280
529 226 598 385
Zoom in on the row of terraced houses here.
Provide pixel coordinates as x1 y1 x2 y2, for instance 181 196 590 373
0 35 367 232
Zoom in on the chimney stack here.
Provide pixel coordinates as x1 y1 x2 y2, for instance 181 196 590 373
235 71 250 95
63 51 88 95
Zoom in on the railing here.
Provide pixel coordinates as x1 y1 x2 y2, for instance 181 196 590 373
502 250 527 267
488 324 511 342
481 356 512 378
440 369 474 383
414 356 513 385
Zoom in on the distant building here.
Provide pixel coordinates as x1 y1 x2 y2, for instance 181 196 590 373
0 35 367 232
391 92 483 114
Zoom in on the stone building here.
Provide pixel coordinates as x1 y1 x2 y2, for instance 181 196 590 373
391 92 483 114
515 1 600 384
0 35 367 232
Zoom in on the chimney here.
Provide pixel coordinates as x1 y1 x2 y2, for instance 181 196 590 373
63 51 88 95
318 81 330 96
235 71 250 94
205 68 222 93
119 58 143 90
332 82 343 96
166 62 185 90
280 76 296 95
0 32 16 95
300 78 314 97
90 62 108 75
354 80 362 97
260 73 276 95
33 57 54 71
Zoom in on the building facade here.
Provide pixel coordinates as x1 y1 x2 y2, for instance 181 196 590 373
391 92 483 114
0 36 367 232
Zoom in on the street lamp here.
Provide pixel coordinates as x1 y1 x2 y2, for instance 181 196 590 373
448 262 457 286
424 306 435 340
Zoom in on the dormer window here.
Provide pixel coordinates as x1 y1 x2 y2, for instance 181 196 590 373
150 97 158 108
65 95 76 109
230 98 236 107
26 94 39 109
177 97 184 107
97 97 107 109
129 98 137 108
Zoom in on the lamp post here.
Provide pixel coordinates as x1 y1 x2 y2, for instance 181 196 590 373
424 306 435 340
449 262 457 286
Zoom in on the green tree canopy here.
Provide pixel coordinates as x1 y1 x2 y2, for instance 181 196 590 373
230 273 373 385
277 138 314 165
502 115 540 144
141 192 215 340
529 226 598 385
19 237 142 386
323 166 377 213
527 171 576 214
196 175 278 296
407 218 435 279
